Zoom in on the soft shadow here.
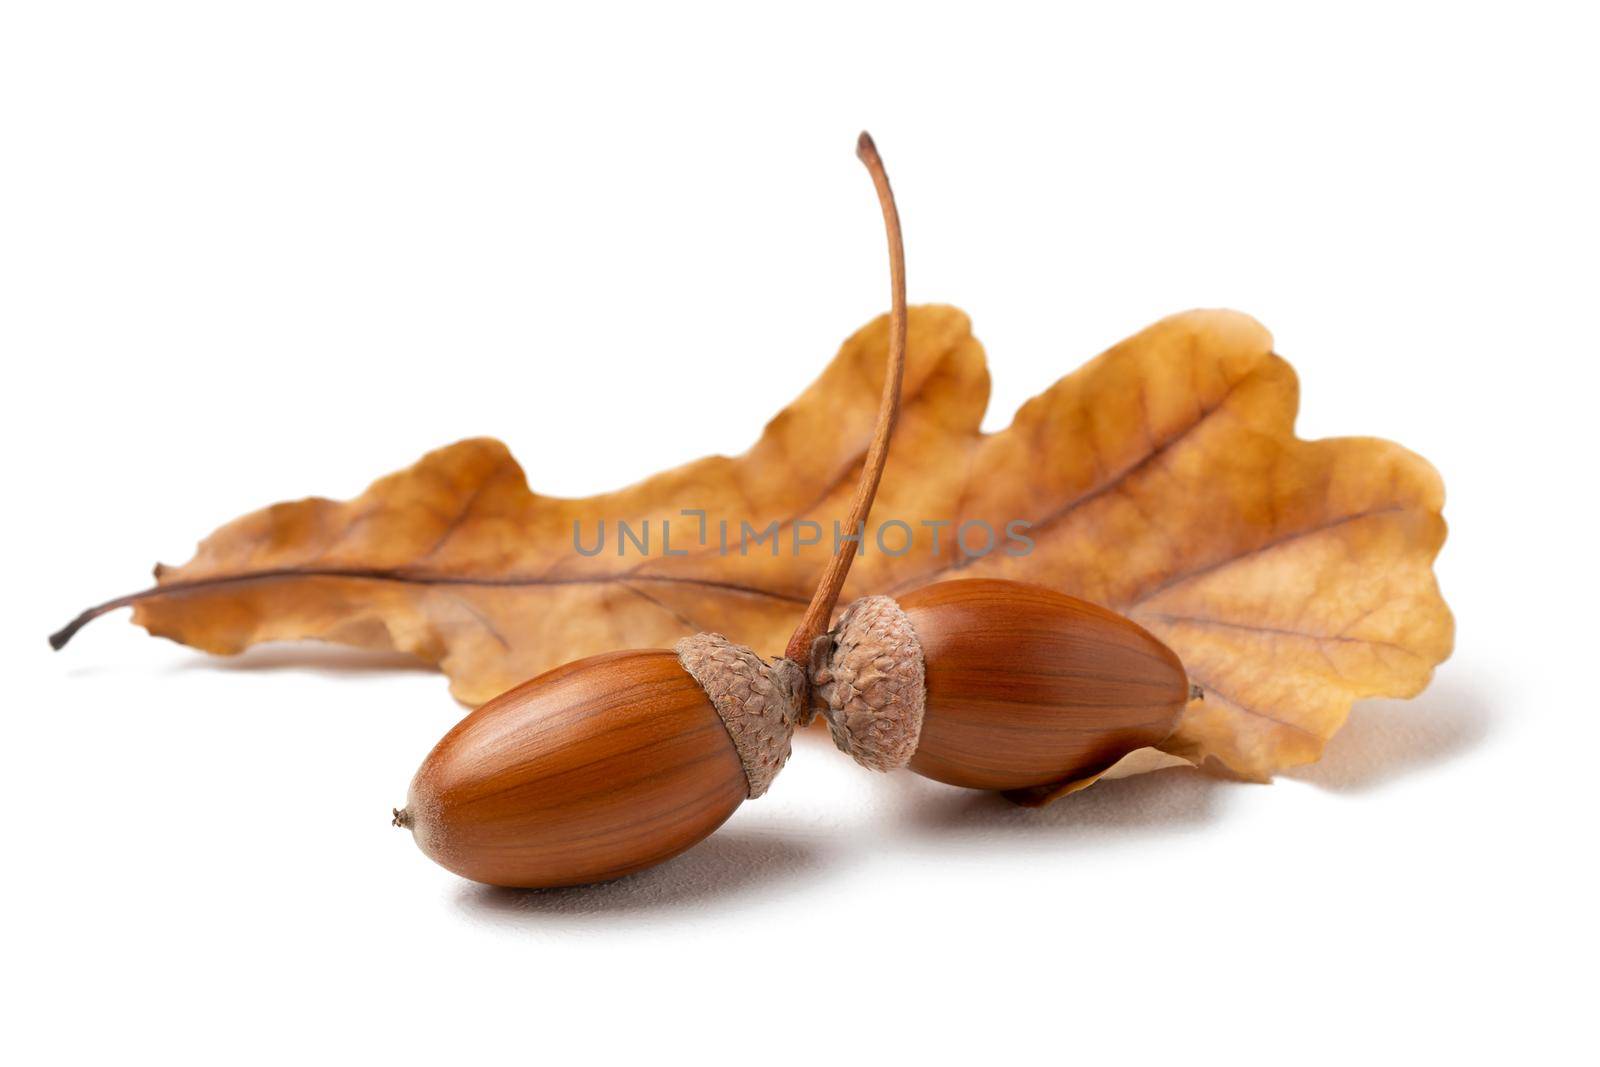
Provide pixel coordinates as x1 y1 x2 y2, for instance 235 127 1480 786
895 764 1229 847
174 642 436 676
454 828 830 923
1286 680 1492 792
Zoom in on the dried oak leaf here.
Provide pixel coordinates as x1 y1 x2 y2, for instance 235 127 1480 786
67 307 1453 780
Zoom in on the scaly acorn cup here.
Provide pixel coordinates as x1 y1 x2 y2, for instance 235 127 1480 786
393 132 911 888
808 579 1193 806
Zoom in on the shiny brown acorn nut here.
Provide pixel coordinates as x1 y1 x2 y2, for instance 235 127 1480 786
810 578 1191 805
396 639 803 888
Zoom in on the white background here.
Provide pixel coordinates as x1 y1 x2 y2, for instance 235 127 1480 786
3 3 1596 1063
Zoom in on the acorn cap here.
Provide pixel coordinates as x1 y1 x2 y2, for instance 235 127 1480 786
675 633 805 798
809 595 926 772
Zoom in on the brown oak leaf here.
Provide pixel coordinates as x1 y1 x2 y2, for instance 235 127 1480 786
57 306 1453 780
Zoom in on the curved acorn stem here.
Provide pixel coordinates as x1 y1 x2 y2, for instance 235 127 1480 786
783 132 909 676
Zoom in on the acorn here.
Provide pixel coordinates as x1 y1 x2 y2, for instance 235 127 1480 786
808 578 1191 805
394 134 1195 891
397 640 803 887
